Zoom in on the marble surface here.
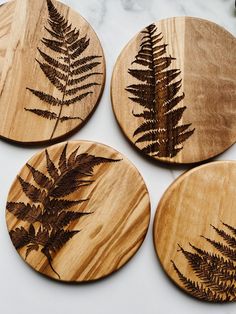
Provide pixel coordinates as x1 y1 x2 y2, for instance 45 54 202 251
0 0 235 313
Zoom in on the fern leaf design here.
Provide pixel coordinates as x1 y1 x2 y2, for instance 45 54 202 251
171 261 228 302
7 143 120 278
126 23 195 158
25 0 102 139
172 222 236 302
7 203 42 223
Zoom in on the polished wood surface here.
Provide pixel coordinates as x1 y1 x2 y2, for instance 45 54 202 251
0 0 105 144
6 141 150 282
111 17 236 164
154 161 236 302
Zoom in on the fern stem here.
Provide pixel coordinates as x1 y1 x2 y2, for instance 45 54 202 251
50 23 71 139
48 258 61 279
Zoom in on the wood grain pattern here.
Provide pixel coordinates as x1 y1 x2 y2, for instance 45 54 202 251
111 17 236 164
6 141 150 282
153 161 236 302
0 0 105 144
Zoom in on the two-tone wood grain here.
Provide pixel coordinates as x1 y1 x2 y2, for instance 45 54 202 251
111 17 236 164
154 161 236 302
0 0 105 144
6 141 150 282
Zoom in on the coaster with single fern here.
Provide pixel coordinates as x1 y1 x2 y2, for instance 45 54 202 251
153 161 236 302
111 17 236 164
0 0 105 144
6 141 150 282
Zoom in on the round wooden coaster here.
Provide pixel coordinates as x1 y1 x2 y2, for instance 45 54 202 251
153 161 236 302
6 141 150 282
111 17 236 164
0 0 105 145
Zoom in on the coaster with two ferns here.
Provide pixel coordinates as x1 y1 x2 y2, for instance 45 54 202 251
111 17 236 164
154 161 236 302
0 0 105 144
6 141 150 282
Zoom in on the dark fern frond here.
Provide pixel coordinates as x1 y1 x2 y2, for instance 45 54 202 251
164 94 185 112
60 116 84 122
127 69 154 83
59 142 68 173
203 236 236 261
65 29 80 44
26 164 53 190
70 37 90 59
65 83 100 97
50 179 93 198
25 0 102 139
44 198 89 213
18 176 46 203
41 38 67 54
42 229 79 261
126 23 194 158
9 227 31 250
71 62 101 76
44 27 63 40
26 89 61 106
222 222 236 237
71 56 102 68
68 72 103 86
68 147 80 166
37 48 69 72
211 225 236 249
25 108 58 120
189 243 236 284
62 92 93 106
171 261 226 302
7 143 121 279
45 150 59 181
7 202 42 223
189 243 236 273
43 211 91 229
36 60 67 90
172 221 236 302
177 245 236 296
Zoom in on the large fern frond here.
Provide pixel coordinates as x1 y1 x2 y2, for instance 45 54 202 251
126 23 195 158
25 0 103 138
7 143 120 278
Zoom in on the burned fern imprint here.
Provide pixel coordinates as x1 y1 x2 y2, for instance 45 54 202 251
7 143 119 279
25 0 102 139
172 222 236 302
126 23 195 158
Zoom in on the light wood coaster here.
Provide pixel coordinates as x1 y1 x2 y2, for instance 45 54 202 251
0 0 105 144
111 17 236 164
6 141 150 282
154 161 236 302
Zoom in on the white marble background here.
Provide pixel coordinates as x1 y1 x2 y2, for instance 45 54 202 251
0 0 236 314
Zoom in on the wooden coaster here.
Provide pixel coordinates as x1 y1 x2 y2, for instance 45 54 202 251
111 17 236 164
0 0 105 144
6 141 150 282
153 161 236 302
